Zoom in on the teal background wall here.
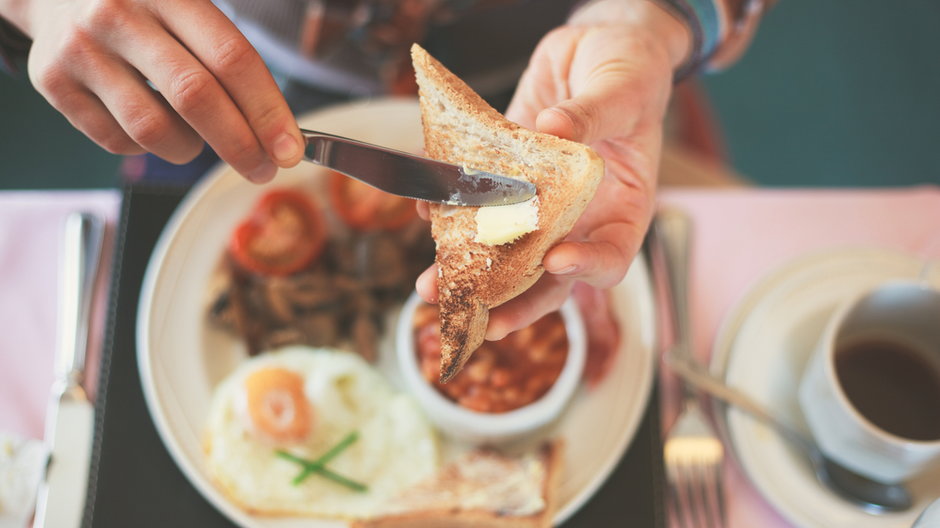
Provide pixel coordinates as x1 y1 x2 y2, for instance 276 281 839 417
1 0 938 190
701 0 940 187
0 63 123 189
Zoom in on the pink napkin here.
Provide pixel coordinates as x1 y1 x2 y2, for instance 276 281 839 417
659 186 940 528
0 190 120 440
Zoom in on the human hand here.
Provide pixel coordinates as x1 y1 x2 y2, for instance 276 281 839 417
416 0 689 339
18 0 303 182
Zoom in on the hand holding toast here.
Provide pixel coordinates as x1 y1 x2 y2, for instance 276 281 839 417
416 0 691 343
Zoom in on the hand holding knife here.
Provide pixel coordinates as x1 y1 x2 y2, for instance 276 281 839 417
33 212 105 528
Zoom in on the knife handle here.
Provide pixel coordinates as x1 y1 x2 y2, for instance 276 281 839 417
651 207 693 358
56 212 105 394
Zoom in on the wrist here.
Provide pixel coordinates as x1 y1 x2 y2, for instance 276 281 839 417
569 0 692 74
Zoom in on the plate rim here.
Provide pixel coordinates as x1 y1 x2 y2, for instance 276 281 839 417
136 97 657 527
554 255 657 522
137 139 261 527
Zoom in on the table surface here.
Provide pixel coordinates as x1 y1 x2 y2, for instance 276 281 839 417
3 185 940 528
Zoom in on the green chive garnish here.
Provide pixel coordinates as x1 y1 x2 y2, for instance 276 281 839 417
275 431 368 492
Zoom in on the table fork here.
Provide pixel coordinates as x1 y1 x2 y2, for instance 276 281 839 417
664 382 727 528
651 208 727 528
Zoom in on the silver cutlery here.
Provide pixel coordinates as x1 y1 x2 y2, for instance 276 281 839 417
301 128 537 207
652 206 913 516
33 211 105 528
653 208 727 528
665 352 914 514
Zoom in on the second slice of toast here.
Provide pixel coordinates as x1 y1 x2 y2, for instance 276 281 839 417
351 441 563 528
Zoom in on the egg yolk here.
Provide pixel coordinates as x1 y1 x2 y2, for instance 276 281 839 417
243 367 313 444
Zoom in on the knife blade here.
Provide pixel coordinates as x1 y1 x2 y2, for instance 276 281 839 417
32 212 105 528
301 129 536 207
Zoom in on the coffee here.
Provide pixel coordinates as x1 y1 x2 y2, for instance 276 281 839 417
835 338 940 442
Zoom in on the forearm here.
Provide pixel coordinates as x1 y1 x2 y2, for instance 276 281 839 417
571 0 772 79
569 0 693 74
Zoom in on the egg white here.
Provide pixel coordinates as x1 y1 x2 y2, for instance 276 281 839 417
203 347 439 519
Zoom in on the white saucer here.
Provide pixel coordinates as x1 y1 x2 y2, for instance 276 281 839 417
710 248 940 528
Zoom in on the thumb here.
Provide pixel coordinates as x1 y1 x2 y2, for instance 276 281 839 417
535 71 643 145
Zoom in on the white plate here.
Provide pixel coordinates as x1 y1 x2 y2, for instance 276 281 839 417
710 248 940 528
136 98 657 527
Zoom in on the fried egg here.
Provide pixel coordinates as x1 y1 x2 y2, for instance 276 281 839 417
203 347 439 519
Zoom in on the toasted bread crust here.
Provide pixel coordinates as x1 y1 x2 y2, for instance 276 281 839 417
351 509 543 528
411 44 604 382
351 441 563 528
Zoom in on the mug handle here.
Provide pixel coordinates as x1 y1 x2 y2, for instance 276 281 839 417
913 498 940 527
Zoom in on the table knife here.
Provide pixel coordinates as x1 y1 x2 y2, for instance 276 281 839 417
33 212 105 528
301 129 536 207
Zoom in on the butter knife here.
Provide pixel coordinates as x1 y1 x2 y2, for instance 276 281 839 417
301 129 536 207
33 212 105 528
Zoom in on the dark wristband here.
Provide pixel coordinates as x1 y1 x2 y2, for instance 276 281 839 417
648 0 722 81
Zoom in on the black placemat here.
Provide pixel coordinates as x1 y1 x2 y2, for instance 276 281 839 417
84 182 665 527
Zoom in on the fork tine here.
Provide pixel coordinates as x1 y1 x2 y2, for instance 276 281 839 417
671 455 727 528
667 465 682 528
669 461 690 528
712 459 727 527
687 459 707 528
705 456 728 528
700 458 721 528
690 458 720 528
664 401 727 527
678 461 695 528
667 469 686 528
680 460 704 528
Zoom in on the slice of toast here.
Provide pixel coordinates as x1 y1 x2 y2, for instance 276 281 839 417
410 44 604 382
351 441 563 528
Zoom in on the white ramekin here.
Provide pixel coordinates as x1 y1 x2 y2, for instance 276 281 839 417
395 292 586 445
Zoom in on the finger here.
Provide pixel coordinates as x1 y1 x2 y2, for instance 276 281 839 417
28 46 145 157
542 224 637 289
78 54 203 164
503 26 575 129
154 0 303 168
503 75 541 130
535 75 641 145
120 27 276 183
534 31 672 145
40 82 145 156
486 274 574 341
416 264 439 304
416 201 430 221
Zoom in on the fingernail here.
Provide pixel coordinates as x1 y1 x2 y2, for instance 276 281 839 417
247 161 276 183
550 264 579 275
485 327 507 341
272 133 299 163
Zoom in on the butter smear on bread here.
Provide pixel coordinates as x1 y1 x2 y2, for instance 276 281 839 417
474 197 540 245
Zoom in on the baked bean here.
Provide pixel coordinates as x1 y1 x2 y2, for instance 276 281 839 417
413 303 569 413
490 368 512 388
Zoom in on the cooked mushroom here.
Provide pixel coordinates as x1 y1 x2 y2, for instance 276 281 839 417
209 205 436 363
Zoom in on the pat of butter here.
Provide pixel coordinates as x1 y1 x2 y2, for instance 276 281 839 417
474 197 540 245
